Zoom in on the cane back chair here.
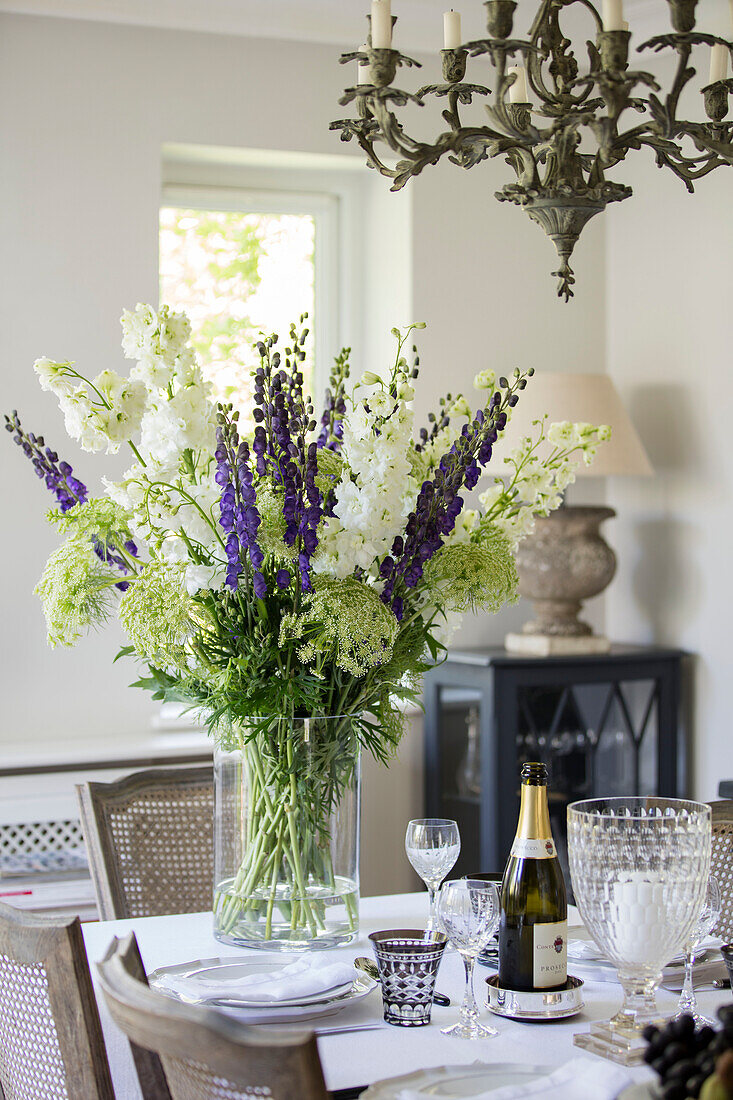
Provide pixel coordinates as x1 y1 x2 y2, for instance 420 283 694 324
0 901 114 1100
77 765 214 920
710 800 733 943
97 932 329 1100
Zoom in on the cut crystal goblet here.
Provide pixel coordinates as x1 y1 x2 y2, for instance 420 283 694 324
567 797 711 1065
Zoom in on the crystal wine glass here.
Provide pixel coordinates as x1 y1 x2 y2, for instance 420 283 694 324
437 878 500 1039
675 874 721 1027
567 797 711 1065
405 819 460 931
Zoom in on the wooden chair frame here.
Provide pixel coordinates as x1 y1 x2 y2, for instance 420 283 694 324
0 901 114 1100
97 933 328 1100
76 765 214 920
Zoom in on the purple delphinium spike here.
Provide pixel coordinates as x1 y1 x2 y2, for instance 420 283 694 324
250 328 323 593
378 373 527 618
5 410 137 589
5 410 88 512
216 415 266 595
317 347 350 452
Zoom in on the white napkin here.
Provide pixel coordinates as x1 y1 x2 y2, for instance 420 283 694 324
159 954 357 1004
567 938 605 961
396 1058 631 1100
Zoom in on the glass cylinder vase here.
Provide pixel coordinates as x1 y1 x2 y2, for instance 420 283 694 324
213 715 360 950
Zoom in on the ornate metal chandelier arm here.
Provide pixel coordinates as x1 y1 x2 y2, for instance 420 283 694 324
683 114 733 161
635 133 728 187
637 33 731 132
644 117 733 180
525 0 602 109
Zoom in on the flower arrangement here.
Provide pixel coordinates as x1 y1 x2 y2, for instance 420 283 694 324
6 304 608 945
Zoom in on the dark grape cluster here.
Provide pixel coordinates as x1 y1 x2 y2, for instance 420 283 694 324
643 1007 733 1099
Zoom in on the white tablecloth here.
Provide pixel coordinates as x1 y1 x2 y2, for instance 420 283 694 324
81 893 728 1097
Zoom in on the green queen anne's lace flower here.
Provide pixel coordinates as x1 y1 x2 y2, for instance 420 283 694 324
279 577 399 677
424 525 519 615
47 497 133 546
36 537 119 647
118 561 196 671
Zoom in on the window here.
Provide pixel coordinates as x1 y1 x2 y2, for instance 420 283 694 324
160 184 339 418
158 143 414 431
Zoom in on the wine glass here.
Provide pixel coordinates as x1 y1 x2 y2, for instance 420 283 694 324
405 819 460 931
675 874 721 1027
437 878 500 1039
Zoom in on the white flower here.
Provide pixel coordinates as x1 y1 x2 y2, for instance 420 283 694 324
315 371 418 580
184 562 223 596
450 509 479 542
92 370 148 445
58 390 108 452
130 355 175 393
474 369 497 391
547 421 577 447
120 303 191 367
478 483 504 511
34 358 76 397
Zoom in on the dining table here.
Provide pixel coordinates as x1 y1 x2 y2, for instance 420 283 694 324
81 891 731 1098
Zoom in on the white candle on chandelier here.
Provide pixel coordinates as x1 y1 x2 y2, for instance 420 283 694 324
709 42 728 83
602 0 625 30
444 10 462 49
371 0 392 48
358 44 371 84
508 65 529 102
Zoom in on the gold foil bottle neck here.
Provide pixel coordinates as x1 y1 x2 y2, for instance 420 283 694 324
515 765 552 840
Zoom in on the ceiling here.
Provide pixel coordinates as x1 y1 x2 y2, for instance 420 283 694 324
0 0 660 51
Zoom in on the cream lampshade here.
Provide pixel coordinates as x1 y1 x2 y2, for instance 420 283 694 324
490 372 652 656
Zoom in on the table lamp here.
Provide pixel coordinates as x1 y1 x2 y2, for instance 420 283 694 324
486 372 653 655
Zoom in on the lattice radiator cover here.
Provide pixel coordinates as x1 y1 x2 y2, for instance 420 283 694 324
0 819 85 858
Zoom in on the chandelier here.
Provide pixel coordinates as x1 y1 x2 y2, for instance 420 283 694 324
331 0 733 300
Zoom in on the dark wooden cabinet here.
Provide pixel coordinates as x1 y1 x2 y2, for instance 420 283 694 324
423 645 687 888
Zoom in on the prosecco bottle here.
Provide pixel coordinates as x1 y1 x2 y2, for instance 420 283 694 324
498 762 567 992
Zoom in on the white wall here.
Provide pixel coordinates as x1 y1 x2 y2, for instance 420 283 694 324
0 11 608 756
604 56 733 799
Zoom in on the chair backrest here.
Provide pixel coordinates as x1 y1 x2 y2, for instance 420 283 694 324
0 901 114 1100
97 933 329 1100
77 765 214 920
710 800 733 942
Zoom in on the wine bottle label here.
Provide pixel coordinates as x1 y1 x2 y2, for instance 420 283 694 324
510 837 557 859
533 920 567 988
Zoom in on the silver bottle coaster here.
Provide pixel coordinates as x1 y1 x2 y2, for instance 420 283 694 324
485 975 585 1021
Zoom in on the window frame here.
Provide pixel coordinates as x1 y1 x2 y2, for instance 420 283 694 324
160 182 340 405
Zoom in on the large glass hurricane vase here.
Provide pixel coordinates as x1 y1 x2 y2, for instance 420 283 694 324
567 798 711 1065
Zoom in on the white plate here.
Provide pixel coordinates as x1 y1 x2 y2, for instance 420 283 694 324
361 1064 556 1098
148 956 376 1020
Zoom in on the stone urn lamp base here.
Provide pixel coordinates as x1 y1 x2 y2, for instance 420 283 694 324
505 505 617 656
